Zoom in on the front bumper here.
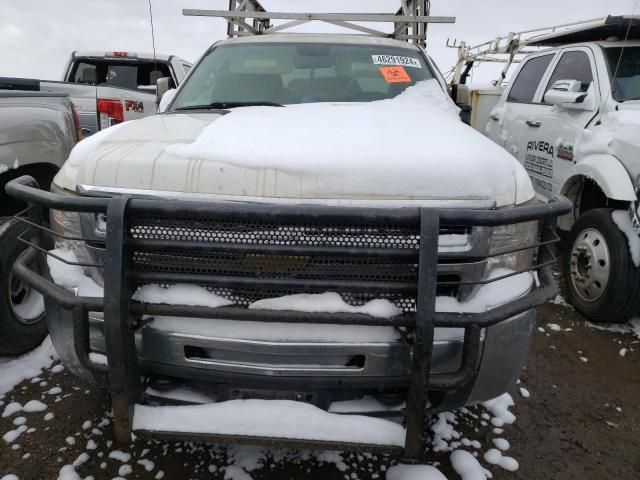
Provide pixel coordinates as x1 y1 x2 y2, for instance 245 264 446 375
48 307 533 411
7 175 571 460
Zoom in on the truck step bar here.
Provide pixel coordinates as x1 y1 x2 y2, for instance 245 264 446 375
184 0 455 47
6 175 570 462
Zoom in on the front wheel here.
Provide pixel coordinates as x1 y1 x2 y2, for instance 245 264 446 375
0 219 48 355
564 208 640 323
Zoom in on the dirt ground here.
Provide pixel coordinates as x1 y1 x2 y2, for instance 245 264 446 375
0 301 638 480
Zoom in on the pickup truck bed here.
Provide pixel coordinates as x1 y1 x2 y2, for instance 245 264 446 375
0 51 192 136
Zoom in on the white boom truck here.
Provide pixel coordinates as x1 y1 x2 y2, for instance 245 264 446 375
452 16 640 323
6 1 570 462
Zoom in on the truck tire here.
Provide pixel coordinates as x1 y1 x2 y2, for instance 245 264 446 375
0 219 48 354
563 208 640 323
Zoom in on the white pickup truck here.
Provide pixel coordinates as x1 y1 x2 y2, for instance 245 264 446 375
483 16 640 322
6 3 570 458
0 51 192 136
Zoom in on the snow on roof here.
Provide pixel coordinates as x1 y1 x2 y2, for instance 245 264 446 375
527 15 640 47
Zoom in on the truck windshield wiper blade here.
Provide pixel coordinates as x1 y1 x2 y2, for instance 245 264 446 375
175 101 284 111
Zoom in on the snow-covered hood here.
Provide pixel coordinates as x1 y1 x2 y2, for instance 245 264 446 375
576 108 640 185
55 81 534 207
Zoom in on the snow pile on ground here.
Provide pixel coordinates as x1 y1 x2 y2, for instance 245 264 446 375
58 452 90 480
587 318 640 340
482 393 516 428
450 449 491 480
163 80 533 206
612 210 640 267
0 354 524 480
431 412 462 452
133 399 406 447
386 464 447 480
2 400 47 418
483 448 518 471
249 292 402 318
47 249 104 297
551 293 572 308
0 337 57 395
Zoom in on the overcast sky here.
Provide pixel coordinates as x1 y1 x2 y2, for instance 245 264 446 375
1 0 637 84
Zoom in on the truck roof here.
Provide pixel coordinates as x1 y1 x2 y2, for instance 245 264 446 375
214 33 423 50
527 15 640 47
72 51 182 63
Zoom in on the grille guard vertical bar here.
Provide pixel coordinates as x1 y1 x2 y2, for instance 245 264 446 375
103 196 141 443
403 209 439 461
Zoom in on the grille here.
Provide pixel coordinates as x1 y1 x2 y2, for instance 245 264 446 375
130 217 421 249
126 216 470 313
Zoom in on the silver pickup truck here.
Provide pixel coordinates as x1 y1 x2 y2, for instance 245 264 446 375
0 91 79 355
0 51 192 137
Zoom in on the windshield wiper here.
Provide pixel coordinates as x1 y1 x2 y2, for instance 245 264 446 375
175 101 284 111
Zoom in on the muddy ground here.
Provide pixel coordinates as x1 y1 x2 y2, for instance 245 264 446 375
0 301 638 480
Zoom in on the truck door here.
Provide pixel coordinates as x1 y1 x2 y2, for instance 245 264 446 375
487 52 556 200
531 48 599 198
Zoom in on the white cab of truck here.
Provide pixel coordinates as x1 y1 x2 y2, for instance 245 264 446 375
0 51 192 136
485 16 640 322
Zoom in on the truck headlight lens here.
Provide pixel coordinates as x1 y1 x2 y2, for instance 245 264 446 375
486 220 539 273
50 184 82 241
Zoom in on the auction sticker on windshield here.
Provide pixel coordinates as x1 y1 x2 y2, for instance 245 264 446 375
372 55 421 68
379 66 411 83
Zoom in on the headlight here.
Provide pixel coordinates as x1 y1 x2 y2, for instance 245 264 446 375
50 183 82 242
48 183 105 285
486 220 539 273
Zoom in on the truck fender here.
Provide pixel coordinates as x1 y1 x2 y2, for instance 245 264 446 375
562 154 636 202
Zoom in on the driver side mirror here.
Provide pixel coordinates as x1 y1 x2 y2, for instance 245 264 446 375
544 79 594 110
459 104 472 126
451 84 472 125
156 77 175 105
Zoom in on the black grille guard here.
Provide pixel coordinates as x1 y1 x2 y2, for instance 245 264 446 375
6 175 571 461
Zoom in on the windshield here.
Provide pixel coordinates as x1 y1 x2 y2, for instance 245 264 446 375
605 47 640 102
171 43 433 109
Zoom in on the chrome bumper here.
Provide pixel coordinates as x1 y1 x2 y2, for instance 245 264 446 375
86 313 471 378
46 306 533 410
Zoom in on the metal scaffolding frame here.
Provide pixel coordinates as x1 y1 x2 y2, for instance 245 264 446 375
447 16 608 85
183 0 455 48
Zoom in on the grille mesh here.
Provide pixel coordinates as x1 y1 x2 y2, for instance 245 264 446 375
128 216 465 313
130 217 421 249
